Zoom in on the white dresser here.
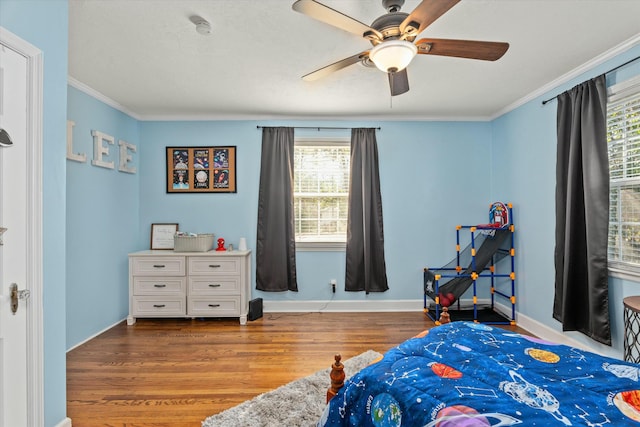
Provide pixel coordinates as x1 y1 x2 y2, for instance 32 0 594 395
127 249 251 325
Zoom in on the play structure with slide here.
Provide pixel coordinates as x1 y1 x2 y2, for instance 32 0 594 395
423 202 515 325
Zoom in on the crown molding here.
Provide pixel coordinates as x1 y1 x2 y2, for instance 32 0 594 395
491 32 640 120
67 76 142 120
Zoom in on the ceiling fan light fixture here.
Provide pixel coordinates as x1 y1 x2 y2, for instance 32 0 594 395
369 40 417 73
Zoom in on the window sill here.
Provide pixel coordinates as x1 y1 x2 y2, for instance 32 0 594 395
608 264 640 282
296 241 346 252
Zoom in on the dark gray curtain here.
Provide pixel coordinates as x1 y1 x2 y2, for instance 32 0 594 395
256 127 298 292
553 74 611 345
345 128 389 293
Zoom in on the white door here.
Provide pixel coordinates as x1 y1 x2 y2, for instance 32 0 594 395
0 39 30 427
0 28 44 427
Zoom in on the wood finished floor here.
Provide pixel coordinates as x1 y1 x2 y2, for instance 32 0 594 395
66 311 528 427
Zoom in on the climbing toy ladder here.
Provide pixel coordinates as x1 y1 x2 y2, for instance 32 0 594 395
423 202 516 325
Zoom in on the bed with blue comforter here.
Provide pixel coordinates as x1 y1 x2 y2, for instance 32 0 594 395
318 321 640 426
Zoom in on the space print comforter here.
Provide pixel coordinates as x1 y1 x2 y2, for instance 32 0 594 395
317 321 640 426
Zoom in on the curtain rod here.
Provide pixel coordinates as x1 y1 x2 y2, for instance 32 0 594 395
541 55 640 106
256 126 381 131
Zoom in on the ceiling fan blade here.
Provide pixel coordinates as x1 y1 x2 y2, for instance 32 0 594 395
292 0 375 37
388 69 409 96
302 51 369 81
400 0 461 37
415 38 509 61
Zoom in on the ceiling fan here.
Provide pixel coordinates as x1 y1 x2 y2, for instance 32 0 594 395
292 0 509 96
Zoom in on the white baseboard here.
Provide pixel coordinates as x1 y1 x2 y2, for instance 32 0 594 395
512 311 587 349
66 318 126 352
512 310 621 358
263 299 425 312
264 298 508 314
54 417 72 427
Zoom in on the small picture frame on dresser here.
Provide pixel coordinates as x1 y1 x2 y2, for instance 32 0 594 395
150 223 179 250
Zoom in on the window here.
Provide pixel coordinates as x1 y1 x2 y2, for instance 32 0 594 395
608 75 640 277
294 139 350 250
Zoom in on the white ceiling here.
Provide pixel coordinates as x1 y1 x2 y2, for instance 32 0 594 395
68 0 640 121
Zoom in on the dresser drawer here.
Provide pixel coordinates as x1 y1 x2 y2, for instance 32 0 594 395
187 296 240 316
189 276 240 295
133 277 186 295
132 256 185 276
132 296 185 316
188 257 240 275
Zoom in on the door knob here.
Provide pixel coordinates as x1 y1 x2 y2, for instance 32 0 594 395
10 283 30 315
0 128 14 147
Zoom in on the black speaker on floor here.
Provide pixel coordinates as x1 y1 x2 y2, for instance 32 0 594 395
248 298 263 321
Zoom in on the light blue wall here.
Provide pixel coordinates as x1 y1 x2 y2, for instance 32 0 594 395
492 44 640 358
0 0 68 426
66 86 140 347
138 120 494 302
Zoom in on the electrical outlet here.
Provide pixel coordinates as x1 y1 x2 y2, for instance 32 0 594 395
331 279 337 293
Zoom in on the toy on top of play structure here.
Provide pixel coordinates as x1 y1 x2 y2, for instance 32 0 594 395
477 201 510 228
423 202 516 325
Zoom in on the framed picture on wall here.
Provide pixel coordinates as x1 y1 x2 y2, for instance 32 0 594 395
150 223 179 250
166 146 237 193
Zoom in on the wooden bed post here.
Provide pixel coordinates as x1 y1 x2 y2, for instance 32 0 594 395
327 354 345 403
439 307 450 324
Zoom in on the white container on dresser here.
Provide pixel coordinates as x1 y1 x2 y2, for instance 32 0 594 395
127 249 252 325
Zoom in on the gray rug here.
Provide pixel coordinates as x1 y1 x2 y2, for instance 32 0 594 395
202 350 382 427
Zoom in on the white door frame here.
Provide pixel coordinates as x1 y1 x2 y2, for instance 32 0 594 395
0 26 44 427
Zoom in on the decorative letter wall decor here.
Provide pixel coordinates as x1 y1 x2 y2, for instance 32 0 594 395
66 121 137 173
91 130 115 169
118 140 137 174
66 120 87 163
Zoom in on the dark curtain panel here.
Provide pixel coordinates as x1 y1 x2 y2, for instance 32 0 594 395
345 128 389 293
553 74 611 345
256 127 298 292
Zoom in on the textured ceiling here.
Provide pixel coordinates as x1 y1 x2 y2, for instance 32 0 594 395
68 0 640 120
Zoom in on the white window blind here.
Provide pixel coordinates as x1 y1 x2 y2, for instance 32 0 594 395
293 140 350 247
608 74 640 274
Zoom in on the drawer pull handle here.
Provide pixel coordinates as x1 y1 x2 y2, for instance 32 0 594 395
209 284 221 288
153 264 165 268
154 284 166 288
209 264 221 268
153 304 166 308
208 304 221 308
